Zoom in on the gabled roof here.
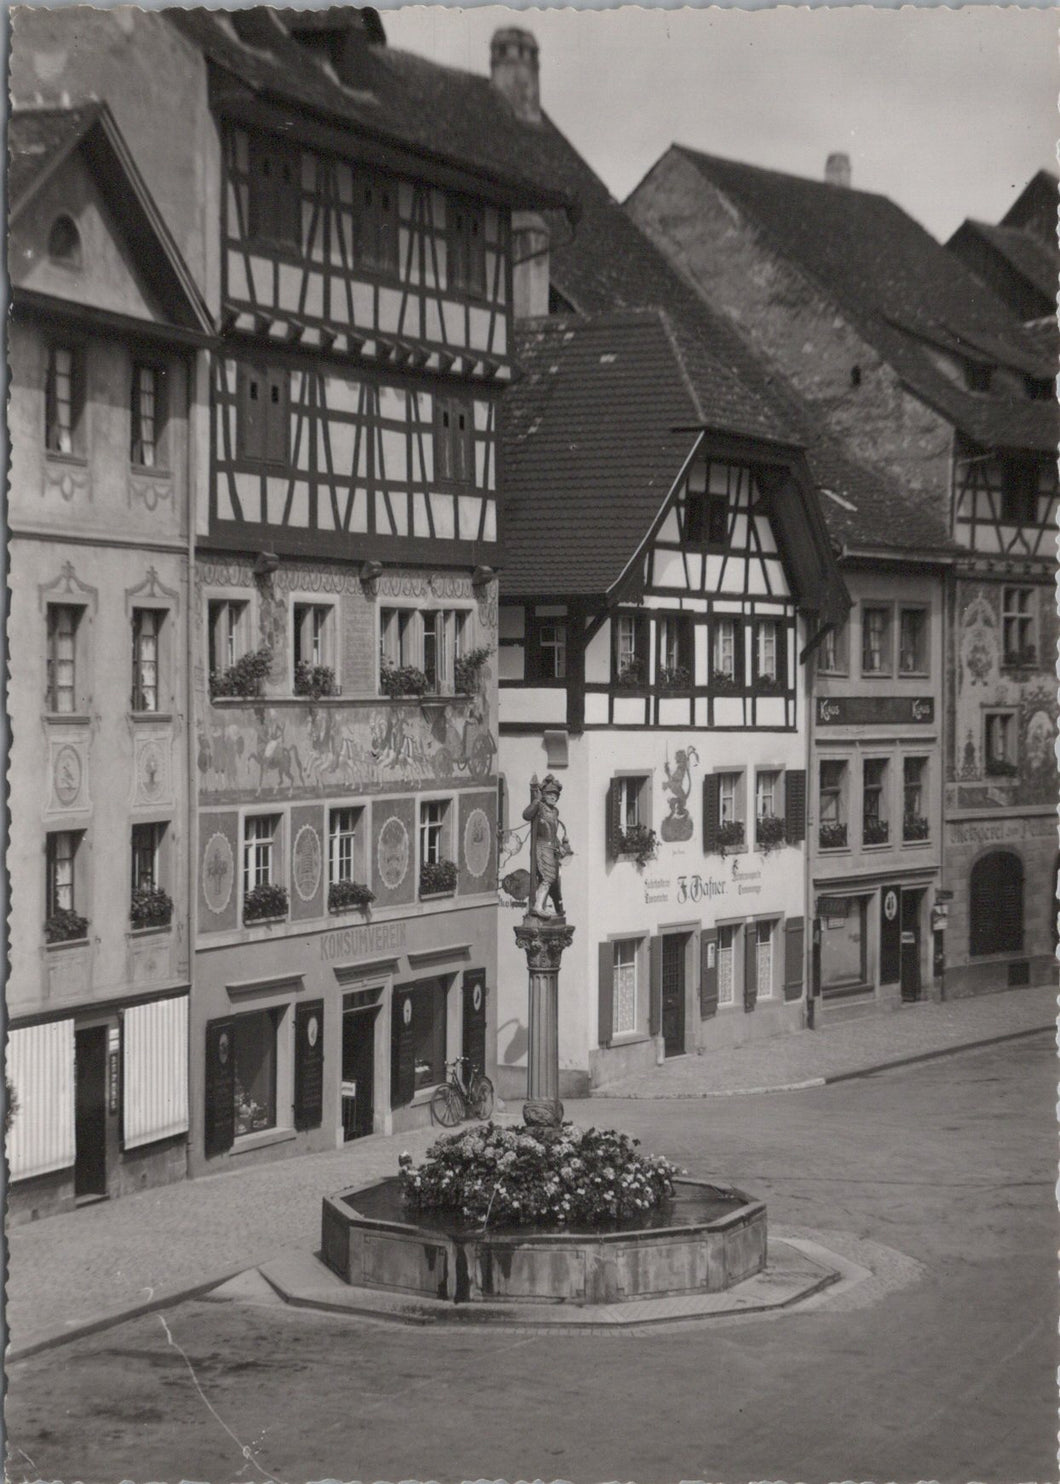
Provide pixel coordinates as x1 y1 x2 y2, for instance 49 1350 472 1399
948 219 1058 309
668 145 1058 455
169 8 574 216
9 102 213 334
1000 168 1059 242
531 118 952 559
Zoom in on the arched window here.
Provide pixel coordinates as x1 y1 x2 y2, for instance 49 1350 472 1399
969 851 1024 956
48 214 81 267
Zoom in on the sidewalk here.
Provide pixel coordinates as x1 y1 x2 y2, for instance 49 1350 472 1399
6 984 1054 1359
592 982 1057 1097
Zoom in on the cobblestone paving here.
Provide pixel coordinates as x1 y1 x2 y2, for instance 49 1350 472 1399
8 983 1054 1353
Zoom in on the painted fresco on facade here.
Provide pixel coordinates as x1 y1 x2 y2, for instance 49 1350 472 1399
659 744 699 841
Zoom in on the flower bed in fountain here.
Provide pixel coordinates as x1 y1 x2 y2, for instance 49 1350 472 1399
400 1122 680 1228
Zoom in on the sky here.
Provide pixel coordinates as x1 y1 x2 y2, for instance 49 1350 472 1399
379 3 1059 241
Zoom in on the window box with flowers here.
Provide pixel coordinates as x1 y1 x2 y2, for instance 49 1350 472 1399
862 819 890 846
753 673 785 695
984 758 1018 778
45 908 89 944
716 819 745 856
658 664 691 692
617 823 658 867
615 658 645 689
380 662 430 699
294 661 339 699
419 859 458 897
130 884 173 930
328 880 375 914
454 646 492 696
211 647 273 700
710 670 741 695
903 814 930 842
1002 644 1037 669
818 821 848 850
754 815 786 853
243 882 289 924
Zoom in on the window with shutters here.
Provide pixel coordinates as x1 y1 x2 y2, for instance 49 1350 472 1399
898 607 928 675
704 770 746 854
1001 587 1037 667
46 603 84 714
612 939 639 1037
45 343 84 457
237 364 289 465
247 137 302 251
903 757 929 842
755 920 776 998
754 770 784 849
130 363 166 469
613 614 648 687
131 608 164 713
434 397 474 486
819 759 848 849
754 620 781 686
717 924 737 1005
861 606 892 676
969 851 1024 956
448 197 486 297
657 614 693 690
232 1008 280 1137
817 617 849 675
862 759 889 845
354 174 399 274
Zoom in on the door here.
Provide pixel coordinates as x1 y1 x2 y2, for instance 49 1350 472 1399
462 969 487 1076
900 890 923 1002
342 1009 376 1140
661 934 686 1058
74 1026 107 1198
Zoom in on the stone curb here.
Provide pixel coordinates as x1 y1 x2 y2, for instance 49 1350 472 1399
590 1021 1055 1099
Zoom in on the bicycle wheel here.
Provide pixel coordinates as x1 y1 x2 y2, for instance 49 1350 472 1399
430 1084 463 1127
469 1075 494 1120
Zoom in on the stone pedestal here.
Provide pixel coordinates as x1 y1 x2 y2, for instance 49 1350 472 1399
514 914 574 1126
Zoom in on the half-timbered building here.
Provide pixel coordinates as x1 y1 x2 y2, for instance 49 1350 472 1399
495 309 848 1092
6 104 212 1220
628 148 1059 1000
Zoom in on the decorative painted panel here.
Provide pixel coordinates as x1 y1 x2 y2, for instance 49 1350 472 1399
458 789 496 896
223 128 510 374
370 796 416 910
199 811 239 933
290 803 326 922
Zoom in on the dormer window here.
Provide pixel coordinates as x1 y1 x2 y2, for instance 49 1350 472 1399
47 214 81 268
1000 458 1039 524
247 138 302 251
448 199 486 297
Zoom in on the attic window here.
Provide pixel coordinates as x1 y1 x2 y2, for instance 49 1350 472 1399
48 215 81 268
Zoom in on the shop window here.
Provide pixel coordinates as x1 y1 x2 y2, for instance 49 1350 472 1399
820 896 869 992
247 138 302 250
45 343 84 456
48 213 81 267
685 490 728 547
237 364 288 465
528 615 567 681
612 939 639 1037
354 174 398 274
448 198 486 297
392 981 448 1103
1002 587 1037 667
861 606 891 675
1000 458 1039 524
131 608 164 713
717 923 738 1006
613 613 648 687
984 711 1018 777
657 614 693 689
898 607 928 675
903 758 929 841
46 603 82 713
208 599 250 679
819 759 848 849
232 1009 279 1138
817 617 848 675
433 396 473 485
969 851 1024 956
130 363 166 469
862 759 889 845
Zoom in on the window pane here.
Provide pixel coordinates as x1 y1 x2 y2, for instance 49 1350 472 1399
233 1011 277 1136
410 983 446 1090
612 940 637 1035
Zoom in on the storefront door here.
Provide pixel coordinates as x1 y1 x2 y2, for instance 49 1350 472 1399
662 935 686 1057
901 890 923 1002
342 1007 377 1141
462 969 488 1076
74 1026 107 1198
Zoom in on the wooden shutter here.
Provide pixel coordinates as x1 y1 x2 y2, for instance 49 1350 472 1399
880 891 902 984
462 969 488 1074
597 941 614 1048
606 779 622 860
743 924 758 1013
293 1000 325 1131
785 769 806 844
204 1018 235 1158
265 369 288 465
238 365 266 460
702 774 720 853
734 618 746 685
649 935 663 1037
699 928 719 1019
390 990 416 1108
784 917 805 1001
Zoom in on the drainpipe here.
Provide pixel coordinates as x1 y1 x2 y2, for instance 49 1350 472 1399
804 613 816 1030
185 347 208 1172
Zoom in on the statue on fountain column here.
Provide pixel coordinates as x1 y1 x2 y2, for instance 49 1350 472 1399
522 773 571 919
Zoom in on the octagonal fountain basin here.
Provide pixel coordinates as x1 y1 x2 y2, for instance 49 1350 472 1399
321 1177 766 1305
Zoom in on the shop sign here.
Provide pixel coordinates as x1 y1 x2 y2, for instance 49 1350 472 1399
949 815 1054 846
817 895 849 917
816 696 934 726
675 874 728 904
321 919 407 963
883 889 899 922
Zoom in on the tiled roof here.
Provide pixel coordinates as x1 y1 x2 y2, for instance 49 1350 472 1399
169 9 574 213
951 219 1059 307
673 146 1058 455
534 120 952 557
503 310 704 597
8 104 102 215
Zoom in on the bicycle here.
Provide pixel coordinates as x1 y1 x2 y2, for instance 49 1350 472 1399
430 1057 494 1126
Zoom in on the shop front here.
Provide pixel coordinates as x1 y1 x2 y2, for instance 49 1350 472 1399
814 873 937 1012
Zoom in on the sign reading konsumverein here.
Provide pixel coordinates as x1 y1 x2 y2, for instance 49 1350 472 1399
321 919 407 962
816 696 934 726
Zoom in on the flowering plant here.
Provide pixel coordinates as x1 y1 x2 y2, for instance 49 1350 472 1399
294 661 339 699
130 884 174 929
380 662 430 698
45 908 89 944
754 814 786 852
399 1121 680 1228
617 822 658 867
420 859 458 895
454 646 492 696
210 647 273 699
243 882 289 923
328 879 375 913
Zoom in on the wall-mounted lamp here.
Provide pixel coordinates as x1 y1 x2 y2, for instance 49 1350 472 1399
472 565 496 588
253 551 280 578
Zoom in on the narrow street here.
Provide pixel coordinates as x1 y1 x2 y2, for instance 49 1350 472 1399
7 1032 1055 1484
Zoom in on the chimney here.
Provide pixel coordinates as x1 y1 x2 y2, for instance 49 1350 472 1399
490 27 540 125
825 153 852 189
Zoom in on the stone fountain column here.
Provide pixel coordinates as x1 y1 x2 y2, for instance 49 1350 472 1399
514 915 575 1126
